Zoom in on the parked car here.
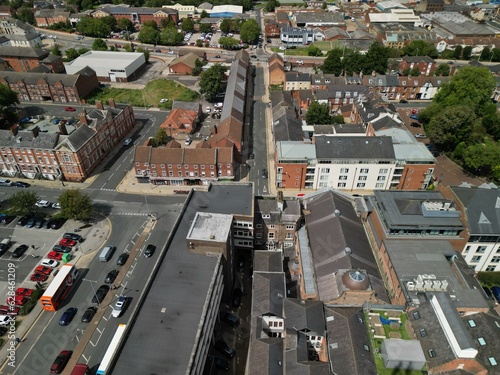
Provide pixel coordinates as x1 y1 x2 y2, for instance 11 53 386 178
59 238 76 247
123 138 132 146
7 295 28 306
111 296 128 317
51 203 61 209
30 273 48 282
59 307 77 326
34 218 45 228
50 350 72 374
261 168 268 179
159 98 168 103
81 306 97 323
415 133 427 139
0 305 19 316
231 288 242 308
35 200 51 208
399 99 408 103
104 270 119 284
50 218 66 229
144 244 156 257
92 285 110 304
116 253 129 266
52 245 72 253
184 138 192 146
1 215 16 224
0 315 15 325
65 107 76 112
220 311 240 327
63 233 84 242
13 181 30 188
15 288 33 297
40 259 59 268
47 251 63 261
410 122 421 128
12 244 28 258
410 114 419 120
17 216 30 226
482 286 493 300
34 266 53 275
214 339 236 359
25 217 36 228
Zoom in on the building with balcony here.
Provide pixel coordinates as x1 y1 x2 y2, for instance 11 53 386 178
451 184 500 272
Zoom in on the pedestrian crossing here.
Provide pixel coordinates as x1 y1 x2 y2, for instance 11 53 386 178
109 212 149 216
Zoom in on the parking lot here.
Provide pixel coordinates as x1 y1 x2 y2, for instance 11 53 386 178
182 30 227 48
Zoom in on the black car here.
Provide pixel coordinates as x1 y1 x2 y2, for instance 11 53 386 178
116 253 129 266
50 218 66 229
34 217 45 229
214 339 236 359
231 289 242 308
399 99 408 103
220 311 240 327
52 245 72 253
410 122 421 128
63 233 84 242
81 307 97 323
237 255 245 272
12 244 28 258
104 270 119 284
261 168 268 179
1 215 15 224
13 181 30 188
144 244 156 258
92 285 110 304
17 216 30 226
59 307 77 326
25 217 36 228
483 286 494 300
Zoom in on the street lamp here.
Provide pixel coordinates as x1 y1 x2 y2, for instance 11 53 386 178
83 278 99 307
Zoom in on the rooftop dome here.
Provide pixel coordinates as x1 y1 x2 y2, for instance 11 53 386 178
342 269 369 290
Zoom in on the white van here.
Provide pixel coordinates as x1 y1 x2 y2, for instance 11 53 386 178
99 246 115 262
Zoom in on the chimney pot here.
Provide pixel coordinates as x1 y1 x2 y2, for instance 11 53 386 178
95 101 103 110
108 98 116 108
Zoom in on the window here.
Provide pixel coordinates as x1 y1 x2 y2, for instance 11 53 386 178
268 232 275 239
360 168 368 173
339 175 348 180
319 182 328 187
340 168 349 173
320 174 328 181
286 225 294 230
269 225 275 229
285 232 293 239
358 176 367 181
201 165 205 169
464 245 471 254
357 183 365 188
476 246 487 254
379 168 388 174
491 256 500 263
321 168 330 173
471 256 482 263
161 164 165 169
375 183 384 188
256 224 262 228
337 183 346 188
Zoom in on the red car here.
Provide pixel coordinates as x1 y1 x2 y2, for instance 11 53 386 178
59 238 76 247
0 305 20 316
50 350 72 374
47 251 63 261
65 107 76 112
6 295 28 306
15 288 33 297
30 273 48 282
34 266 52 275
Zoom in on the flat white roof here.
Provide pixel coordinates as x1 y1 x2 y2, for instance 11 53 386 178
65 51 144 69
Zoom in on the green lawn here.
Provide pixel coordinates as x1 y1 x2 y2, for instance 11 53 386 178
86 79 200 108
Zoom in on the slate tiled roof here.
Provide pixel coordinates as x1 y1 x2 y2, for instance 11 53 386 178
252 272 285 317
0 129 58 149
0 46 48 58
273 107 303 142
284 299 325 334
0 70 82 86
253 250 283 273
56 124 95 152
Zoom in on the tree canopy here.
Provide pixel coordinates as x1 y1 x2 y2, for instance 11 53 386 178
9 191 38 216
181 18 194 32
92 38 108 51
402 40 438 59
305 102 335 125
240 19 260 44
76 17 111 38
0 84 19 114
58 189 93 221
138 25 159 44
199 64 227 102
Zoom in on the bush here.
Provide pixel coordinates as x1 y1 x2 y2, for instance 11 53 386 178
19 286 45 316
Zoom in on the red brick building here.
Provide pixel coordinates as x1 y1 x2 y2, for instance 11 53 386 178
92 6 178 27
160 108 199 137
54 100 136 182
35 9 70 27
0 67 99 103
133 144 234 185
268 53 286 86
399 56 437 76
0 46 65 73
168 53 199 75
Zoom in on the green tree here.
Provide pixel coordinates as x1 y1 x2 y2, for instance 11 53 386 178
160 27 183 46
433 66 496 116
463 140 500 176
265 0 279 12
307 45 322 57
143 20 158 30
196 39 203 47
76 17 111 38
492 48 500 62
199 64 227 102
427 106 478 151
342 50 365 75
124 43 134 52
137 47 150 63
199 23 212 33
305 102 333 125
364 42 389 74
160 18 175 29
9 191 38 216
322 48 344 75
434 64 450 76
402 40 438 58
0 83 20 124
200 10 209 19
181 18 194 32
480 47 492 62
77 47 90 55
65 48 80 60
15 7 35 25
138 25 159 44
332 114 344 124
51 44 61 56
454 45 463 60
218 36 240 49
220 19 231 34
192 58 204 76
58 189 93 221
102 15 117 31
150 127 170 146
117 18 134 32
410 67 420 76
240 19 260 44
482 112 500 141
92 38 108 51
462 45 472 60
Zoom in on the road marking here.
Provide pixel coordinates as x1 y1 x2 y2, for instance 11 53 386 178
81 354 90 363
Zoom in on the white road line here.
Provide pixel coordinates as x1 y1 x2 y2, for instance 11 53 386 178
81 354 90 363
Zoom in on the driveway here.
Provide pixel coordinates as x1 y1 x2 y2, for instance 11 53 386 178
433 154 485 187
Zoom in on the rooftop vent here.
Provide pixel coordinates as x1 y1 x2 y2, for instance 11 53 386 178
209 234 215 239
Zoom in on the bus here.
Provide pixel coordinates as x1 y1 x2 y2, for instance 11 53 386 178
96 324 127 375
39 264 79 311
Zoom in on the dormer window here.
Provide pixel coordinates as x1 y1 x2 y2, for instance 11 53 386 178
315 79 320 83
325 79 330 83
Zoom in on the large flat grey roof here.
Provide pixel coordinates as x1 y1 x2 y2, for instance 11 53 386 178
114 184 253 375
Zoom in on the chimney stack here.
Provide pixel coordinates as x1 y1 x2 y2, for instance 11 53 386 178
58 123 68 135
31 126 39 138
108 98 116 108
95 101 104 110
79 109 88 126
